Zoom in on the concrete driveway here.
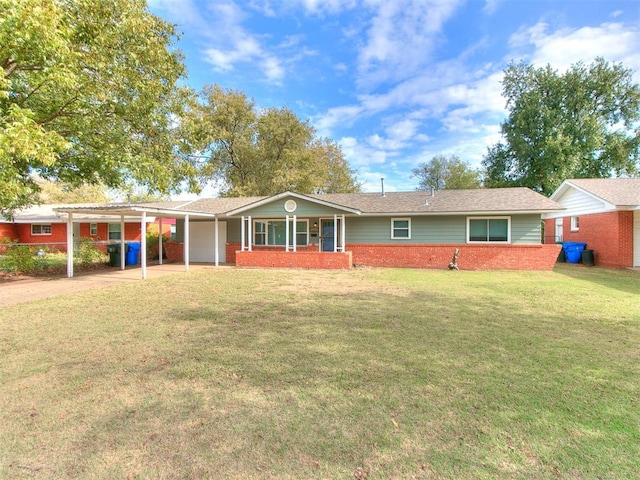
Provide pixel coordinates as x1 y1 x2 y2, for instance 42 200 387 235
0 264 210 307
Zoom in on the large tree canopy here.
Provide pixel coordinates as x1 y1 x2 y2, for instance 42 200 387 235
412 154 482 190
180 84 361 196
1 0 197 218
483 58 640 195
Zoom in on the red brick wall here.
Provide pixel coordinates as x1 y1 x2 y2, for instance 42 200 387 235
0 223 18 240
349 244 560 270
545 212 632 268
236 250 352 269
227 242 559 270
14 223 68 251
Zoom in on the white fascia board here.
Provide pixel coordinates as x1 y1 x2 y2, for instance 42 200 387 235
552 180 617 210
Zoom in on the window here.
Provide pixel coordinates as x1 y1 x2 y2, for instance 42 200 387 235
31 224 52 236
108 223 121 240
570 216 579 232
467 217 510 243
90 223 98 235
391 218 411 239
254 220 308 246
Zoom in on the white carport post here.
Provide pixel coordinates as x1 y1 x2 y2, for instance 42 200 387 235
341 214 346 252
184 214 190 271
247 216 252 251
120 216 126 270
240 216 245 251
158 217 163 265
141 211 147 279
214 217 219 266
285 215 290 252
66 213 74 278
293 215 297 252
333 214 338 252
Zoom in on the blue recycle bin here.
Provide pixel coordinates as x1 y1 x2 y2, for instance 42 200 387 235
126 242 141 266
562 242 587 264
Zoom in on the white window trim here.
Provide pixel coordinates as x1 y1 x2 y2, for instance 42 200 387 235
253 219 309 246
466 216 511 244
391 218 411 240
31 224 52 236
108 223 122 240
90 223 98 235
570 216 579 232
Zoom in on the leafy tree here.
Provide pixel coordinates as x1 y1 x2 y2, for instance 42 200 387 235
412 154 482 190
180 84 360 196
1 0 197 219
37 178 111 204
483 58 640 195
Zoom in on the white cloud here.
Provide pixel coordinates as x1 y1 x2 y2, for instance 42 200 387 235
508 21 640 77
357 0 465 88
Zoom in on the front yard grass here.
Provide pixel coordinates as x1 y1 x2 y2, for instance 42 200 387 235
0 265 638 479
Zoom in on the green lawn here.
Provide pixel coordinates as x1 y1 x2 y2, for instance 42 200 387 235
1 265 638 479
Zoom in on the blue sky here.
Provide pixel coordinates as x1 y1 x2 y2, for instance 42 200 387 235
148 0 640 195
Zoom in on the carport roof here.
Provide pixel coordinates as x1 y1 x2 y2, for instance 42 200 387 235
54 201 218 219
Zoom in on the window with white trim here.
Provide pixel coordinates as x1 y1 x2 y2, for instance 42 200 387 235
467 217 510 243
253 220 308 246
31 224 52 235
391 218 411 239
90 223 98 235
108 223 121 240
570 216 579 232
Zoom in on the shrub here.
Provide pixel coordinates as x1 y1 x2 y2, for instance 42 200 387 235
0 242 37 273
75 237 108 266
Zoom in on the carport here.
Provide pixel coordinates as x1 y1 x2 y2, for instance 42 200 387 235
54 203 220 279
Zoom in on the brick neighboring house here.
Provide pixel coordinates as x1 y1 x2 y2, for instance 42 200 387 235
543 178 640 268
0 204 157 252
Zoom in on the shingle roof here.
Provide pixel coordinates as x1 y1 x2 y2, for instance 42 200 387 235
309 188 561 214
168 188 562 216
565 178 640 207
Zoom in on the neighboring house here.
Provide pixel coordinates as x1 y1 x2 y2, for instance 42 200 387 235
0 204 157 252
543 178 640 268
160 188 562 270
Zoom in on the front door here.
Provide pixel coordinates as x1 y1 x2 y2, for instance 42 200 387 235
320 218 342 252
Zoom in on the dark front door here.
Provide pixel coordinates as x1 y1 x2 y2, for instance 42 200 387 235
321 218 341 252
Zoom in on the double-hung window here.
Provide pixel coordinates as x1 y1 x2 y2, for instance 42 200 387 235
467 217 510 243
108 223 121 240
391 218 411 239
31 224 52 235
254 220 308 246
90 223 98 236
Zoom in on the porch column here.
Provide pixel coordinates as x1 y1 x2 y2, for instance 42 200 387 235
158 217 163 265
341 215 345 252
247 216 252 252
285 215 290 252
66 213 74 278
333 214 338 253
141 212 147 280
293 215 297 252
184 214 190 271
120 215 125 270
214 217 219 266
241 216 246 251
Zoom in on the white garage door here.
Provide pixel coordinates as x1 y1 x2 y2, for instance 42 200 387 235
634 211 639 267
188 221 226 263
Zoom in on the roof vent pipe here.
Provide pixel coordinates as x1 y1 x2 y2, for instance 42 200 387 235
381 178 385 197
430 186 435 197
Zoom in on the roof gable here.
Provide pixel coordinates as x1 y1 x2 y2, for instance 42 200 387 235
551 179 640 210
224 192 361 216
